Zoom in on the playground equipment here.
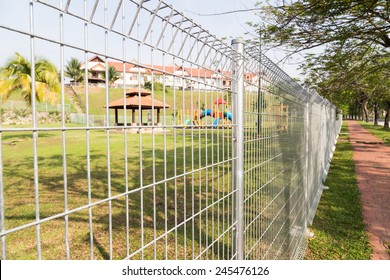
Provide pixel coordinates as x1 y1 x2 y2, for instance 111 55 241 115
189 108 232 126
185 98 233 127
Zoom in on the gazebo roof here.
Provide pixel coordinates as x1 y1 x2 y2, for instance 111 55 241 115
107 88 170 110
125 88 152 97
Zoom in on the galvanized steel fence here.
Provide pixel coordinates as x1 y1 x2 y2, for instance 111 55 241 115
0 0 341 260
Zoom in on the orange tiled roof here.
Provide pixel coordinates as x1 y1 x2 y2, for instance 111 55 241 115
124 88 152 96
184 67 221 78
143 64 181 75
107 88 170 109
108 61 150 73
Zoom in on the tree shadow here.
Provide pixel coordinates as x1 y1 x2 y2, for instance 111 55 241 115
2 128 236 260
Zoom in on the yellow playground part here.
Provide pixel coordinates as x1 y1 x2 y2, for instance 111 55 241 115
182 98 233 128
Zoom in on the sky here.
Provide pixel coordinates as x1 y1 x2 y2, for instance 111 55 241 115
170 0 306 78
0 0 304 79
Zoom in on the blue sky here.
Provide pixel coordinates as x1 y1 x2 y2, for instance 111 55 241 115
0 0 303 79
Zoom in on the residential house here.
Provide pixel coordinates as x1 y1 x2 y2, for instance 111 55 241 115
143 64 189 89
183 67 224 91
108 61 149 88
80 55 259 91
80 55 106 85
80 56 149 87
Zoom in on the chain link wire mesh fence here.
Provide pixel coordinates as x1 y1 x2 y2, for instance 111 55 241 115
0 0 341 260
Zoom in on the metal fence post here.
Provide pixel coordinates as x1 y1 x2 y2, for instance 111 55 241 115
232 38 245 260
304 94 309 230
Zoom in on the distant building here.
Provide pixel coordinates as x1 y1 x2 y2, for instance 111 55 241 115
108 61 149 88
80 55 106 86
80 55 259 91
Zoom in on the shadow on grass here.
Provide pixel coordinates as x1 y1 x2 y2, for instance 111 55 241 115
2 129 235 259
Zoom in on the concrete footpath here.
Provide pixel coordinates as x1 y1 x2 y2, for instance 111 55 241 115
347 120 390 260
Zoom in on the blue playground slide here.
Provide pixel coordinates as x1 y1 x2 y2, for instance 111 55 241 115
197 109 232 127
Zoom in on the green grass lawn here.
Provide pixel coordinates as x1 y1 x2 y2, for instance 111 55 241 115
358 121 390 146
1 120 297 260
1 126 236 259
305 122 372 260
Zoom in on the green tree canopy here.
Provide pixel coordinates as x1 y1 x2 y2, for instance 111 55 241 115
0 52 60 104
253 0 390 127
104 65 120 86
301 43 390 125
65 57 84 83
258 0 390 54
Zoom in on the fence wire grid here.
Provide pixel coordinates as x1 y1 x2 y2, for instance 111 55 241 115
0 0 341 260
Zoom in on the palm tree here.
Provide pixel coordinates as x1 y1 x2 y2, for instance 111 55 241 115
104 65 120 87
0 52 60 104
65 57 84 83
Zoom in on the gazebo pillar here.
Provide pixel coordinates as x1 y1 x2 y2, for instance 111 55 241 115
115 108 118 125
157 108 161 125
132 109 136 126
140 109 143 126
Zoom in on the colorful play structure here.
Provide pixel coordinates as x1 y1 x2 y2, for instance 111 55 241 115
179 98 289 130
184 98 233 127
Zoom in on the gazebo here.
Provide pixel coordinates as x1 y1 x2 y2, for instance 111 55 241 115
107 88 170 126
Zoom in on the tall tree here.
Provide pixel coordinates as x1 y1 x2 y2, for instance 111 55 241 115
302 45 390 126
255 0 390 127
0 52 60 104
258 0 390 54
104 66 120 87
65 57 84 83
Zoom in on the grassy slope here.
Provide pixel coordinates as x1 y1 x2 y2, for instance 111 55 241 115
3 86 231 122
305 122 372 260
3 90 78 112
73 86 229 116
358 121 390 147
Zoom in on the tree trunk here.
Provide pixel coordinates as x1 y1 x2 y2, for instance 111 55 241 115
357 100 362 120
362 100 369 122
373 102 379 126
384 101 390 129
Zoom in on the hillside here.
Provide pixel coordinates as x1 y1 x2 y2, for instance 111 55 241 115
72 86 229 122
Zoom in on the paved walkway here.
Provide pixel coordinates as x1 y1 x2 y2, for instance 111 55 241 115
347 120 390 260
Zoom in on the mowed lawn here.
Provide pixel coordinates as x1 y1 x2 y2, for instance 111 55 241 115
1 125 235 259
305 122 372 259
358 121 390 147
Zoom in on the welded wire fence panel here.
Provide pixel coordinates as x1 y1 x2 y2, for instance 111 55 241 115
0 0 236 260
0 0 341 260
240 44 342 260
241 46 308 260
